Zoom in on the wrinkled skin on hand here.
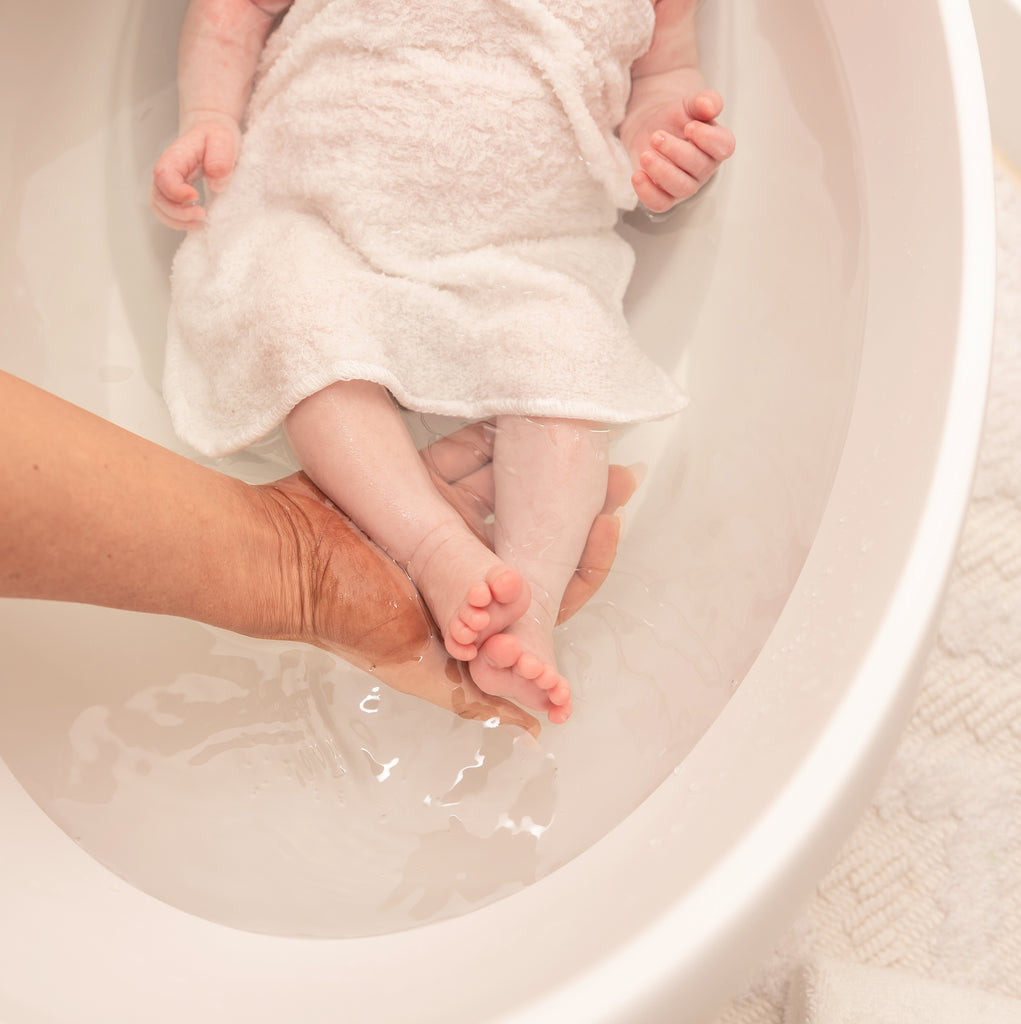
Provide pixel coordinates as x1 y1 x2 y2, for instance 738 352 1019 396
256 425 637 735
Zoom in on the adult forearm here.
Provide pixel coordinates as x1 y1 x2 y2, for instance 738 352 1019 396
0 372 555 732
0 371 289 636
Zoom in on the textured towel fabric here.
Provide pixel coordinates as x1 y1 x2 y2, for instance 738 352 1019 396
164 0 687 457
784 958 1021 1024
710 163 1021 1024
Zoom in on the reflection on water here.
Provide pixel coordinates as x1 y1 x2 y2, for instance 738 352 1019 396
0 0 866 939
11 539 728 938
42 626 561 937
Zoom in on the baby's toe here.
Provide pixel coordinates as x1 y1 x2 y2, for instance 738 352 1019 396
486 566 524 606
548 701 572 725
465 580 494 610
444 632 478 661
534 665 570 703
448 614 480 647
478 632 522 669
513 651 547 681
457 601 490 634
546 677 571 706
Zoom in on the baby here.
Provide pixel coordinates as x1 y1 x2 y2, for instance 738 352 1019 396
152 0 734 725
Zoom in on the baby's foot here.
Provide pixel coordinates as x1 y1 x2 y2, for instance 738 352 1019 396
445 565 531 660
471 633 572 725
409 525 531 662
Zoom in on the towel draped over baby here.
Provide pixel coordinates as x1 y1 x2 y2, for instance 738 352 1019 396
164 0 688 457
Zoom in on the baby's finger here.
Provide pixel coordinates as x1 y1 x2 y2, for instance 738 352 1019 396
631 168 678 214
202 132 238 193
152 156 201 205
650 131 717 186
149 179 201 217
638 147 701 204
154 210 205 232
683 119 736 164
149 185 205 231
689 88 725 124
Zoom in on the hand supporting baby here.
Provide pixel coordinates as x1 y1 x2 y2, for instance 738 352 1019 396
259 425 638 736
620 66 736 215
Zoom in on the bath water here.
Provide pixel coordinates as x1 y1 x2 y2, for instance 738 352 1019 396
21 453 753 938
0 0 866 938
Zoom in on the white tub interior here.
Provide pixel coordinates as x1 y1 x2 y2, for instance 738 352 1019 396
0 0 993 1021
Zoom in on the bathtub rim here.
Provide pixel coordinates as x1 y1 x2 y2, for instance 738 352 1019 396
513 0 996 1019
0 0 996 1021
971 0 1021 170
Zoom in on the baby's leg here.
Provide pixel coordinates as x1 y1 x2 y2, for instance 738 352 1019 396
469 416 609 724
285 380 530 660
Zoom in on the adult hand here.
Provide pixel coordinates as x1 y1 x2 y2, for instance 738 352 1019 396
258 425 637 735
0 372 634 738
418 421 637 623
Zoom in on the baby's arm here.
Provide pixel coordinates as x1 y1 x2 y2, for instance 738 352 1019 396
620 0 735 214
150 0 293 230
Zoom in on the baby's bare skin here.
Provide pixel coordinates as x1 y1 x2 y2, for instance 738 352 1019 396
620 1 736 213
255 471 549 733
259 435 638 733
152 0 735 229
151 0 734 724
285 384 592 725
0 376 634 737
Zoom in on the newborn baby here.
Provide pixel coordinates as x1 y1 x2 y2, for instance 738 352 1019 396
152 0 735 724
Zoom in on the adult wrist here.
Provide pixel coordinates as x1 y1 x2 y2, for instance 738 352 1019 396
233 479 315 646
250 474 436 672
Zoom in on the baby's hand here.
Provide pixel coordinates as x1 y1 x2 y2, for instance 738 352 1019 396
150 114 241 231
621 71 735 215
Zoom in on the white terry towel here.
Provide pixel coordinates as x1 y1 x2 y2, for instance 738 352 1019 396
164 0 688 457
784 957 1021 1024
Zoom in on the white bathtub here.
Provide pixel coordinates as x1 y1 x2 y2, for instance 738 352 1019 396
971 0 1021 168
0 0 994 1021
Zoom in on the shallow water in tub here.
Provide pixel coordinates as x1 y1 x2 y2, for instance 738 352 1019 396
15 513 769 938
2 377 859 938
0 0 866 936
